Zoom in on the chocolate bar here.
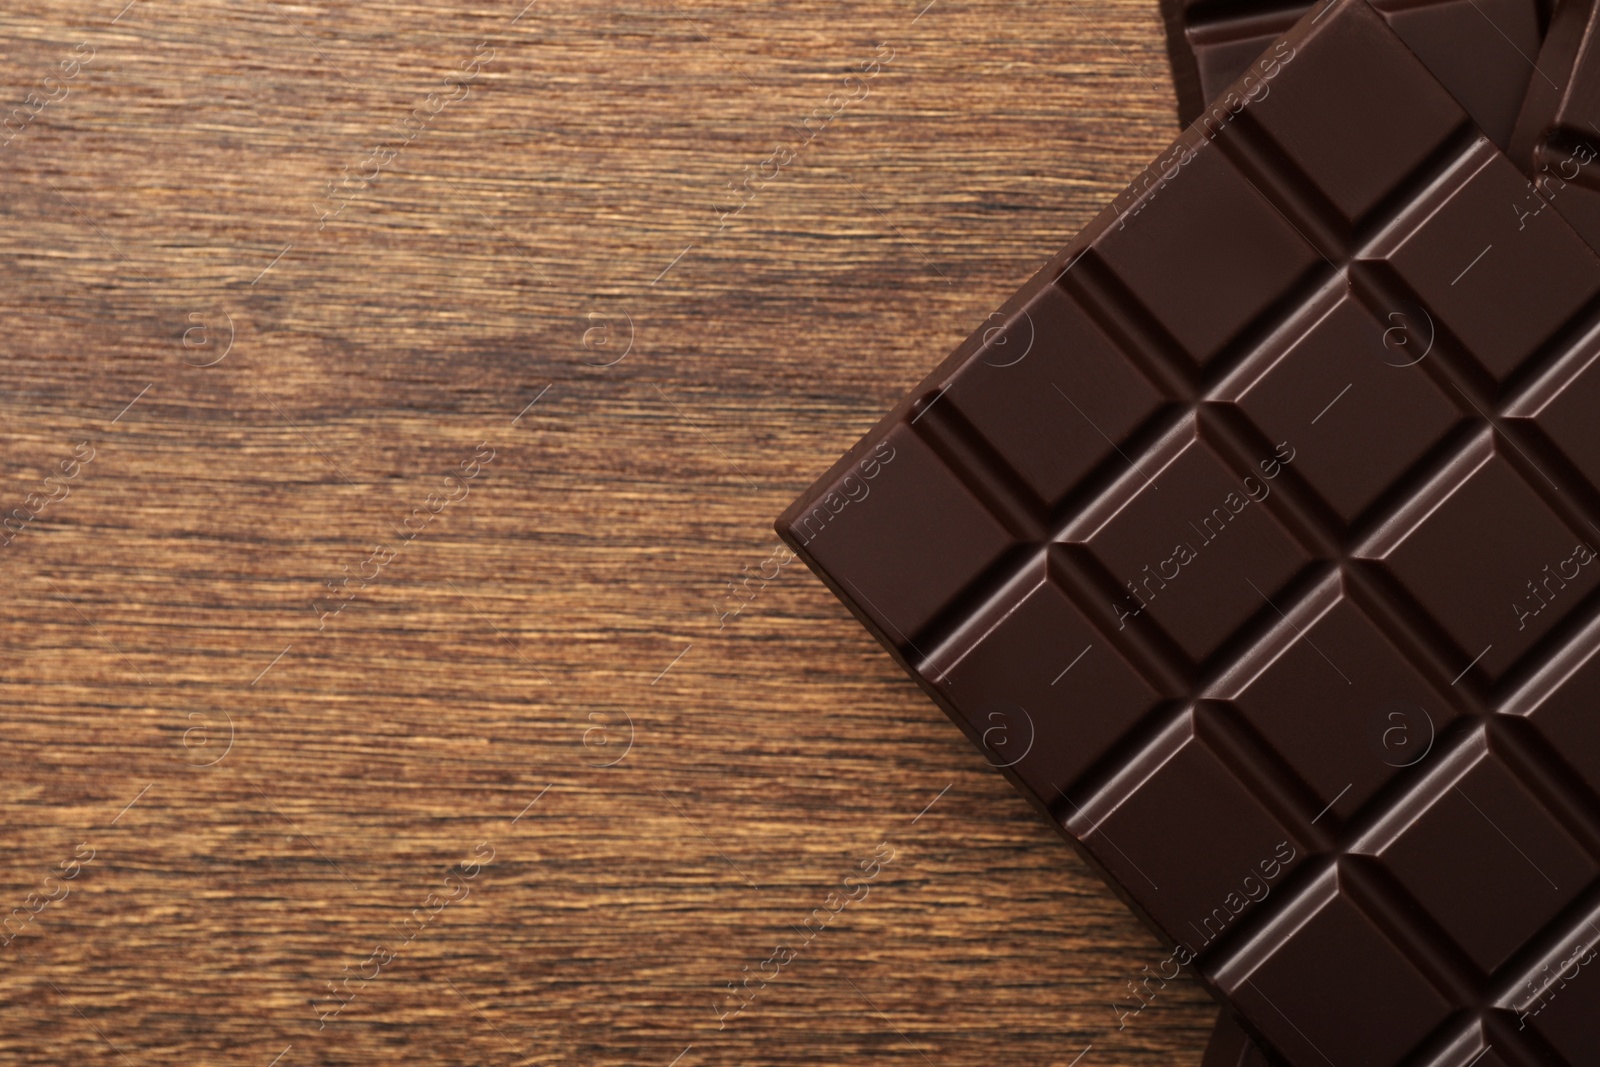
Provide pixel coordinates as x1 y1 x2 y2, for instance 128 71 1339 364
1510 0 1600 249
1160 0 1547 147
779 0 1600 1061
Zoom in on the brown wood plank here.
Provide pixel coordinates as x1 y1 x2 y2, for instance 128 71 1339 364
0 0 1215 1062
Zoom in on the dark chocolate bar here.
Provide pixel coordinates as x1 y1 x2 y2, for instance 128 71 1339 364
1160 0 1547 148
1509 0 1600 249
780 0 1600 1061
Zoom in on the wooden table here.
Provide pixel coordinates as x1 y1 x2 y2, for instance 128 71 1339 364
0 0 1217 1062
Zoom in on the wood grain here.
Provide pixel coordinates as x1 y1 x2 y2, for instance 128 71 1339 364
0 0 1218 1063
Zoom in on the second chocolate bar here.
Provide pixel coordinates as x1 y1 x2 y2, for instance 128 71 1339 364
1160 0 1547 147
781 0 1600 1061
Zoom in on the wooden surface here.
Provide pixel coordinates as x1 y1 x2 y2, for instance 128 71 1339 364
0 0 1219 1063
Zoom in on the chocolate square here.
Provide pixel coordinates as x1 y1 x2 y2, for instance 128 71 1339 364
1365 446 1600 680
1370 743 1596 971
942 284 1166 508
1225 582 1457 822
1380 153 1600 382
1094 149 1321 368
1232 294 1461 524
1076 422 1312 662
1219 871 1455 1064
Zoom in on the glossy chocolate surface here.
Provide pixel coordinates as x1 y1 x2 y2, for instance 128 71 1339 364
1160 0 1546 149
780 1 1600 1060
